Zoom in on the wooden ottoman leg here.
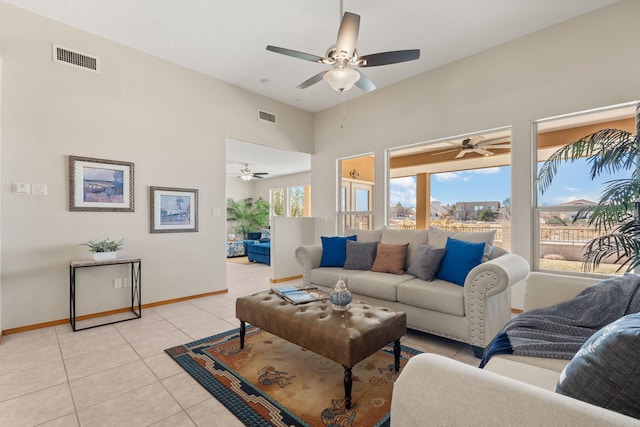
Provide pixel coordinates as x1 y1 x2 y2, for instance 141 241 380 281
240 321 246 349
394 339 401 372
343 366 353 409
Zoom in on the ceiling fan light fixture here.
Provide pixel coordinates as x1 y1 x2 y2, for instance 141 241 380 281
323 67 360 92
240 174 252 182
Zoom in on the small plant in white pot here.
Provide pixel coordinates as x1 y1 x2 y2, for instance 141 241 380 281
82 238 125 261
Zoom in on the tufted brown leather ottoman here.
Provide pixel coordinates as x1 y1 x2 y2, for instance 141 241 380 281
236 290 407 409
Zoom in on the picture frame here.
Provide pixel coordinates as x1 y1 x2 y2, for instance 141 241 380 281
69 156 134 212
150 186 199 233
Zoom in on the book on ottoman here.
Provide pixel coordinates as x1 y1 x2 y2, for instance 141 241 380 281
270 285 329 305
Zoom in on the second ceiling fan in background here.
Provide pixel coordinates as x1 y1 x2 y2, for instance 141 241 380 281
433 137 512 158
238 164 268 181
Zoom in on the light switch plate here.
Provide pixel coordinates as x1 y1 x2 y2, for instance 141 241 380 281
13 183 31 194
32 184 48 195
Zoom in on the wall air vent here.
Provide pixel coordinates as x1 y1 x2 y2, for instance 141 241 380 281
53 44 100 73
258 110 277 124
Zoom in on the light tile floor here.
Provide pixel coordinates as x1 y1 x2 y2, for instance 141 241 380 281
0 260 479 426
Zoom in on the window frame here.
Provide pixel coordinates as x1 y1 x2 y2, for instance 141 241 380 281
531 101 638 277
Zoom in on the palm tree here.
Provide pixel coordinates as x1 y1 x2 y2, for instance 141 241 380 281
226 197 270 238
537 104 640 272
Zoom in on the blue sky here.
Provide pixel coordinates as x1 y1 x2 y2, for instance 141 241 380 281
389 159 631 208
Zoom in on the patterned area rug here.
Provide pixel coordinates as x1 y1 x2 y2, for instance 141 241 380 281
165 327 421 426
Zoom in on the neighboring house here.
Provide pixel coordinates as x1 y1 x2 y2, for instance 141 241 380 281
1 1 639 332
550 199 598 222
430 200 448 219
454 201 501 221
561 199 597 206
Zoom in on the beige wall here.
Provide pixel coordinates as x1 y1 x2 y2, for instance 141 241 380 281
0 4 313 329
0 54 3 333
3 1 640 329
312 0 640 266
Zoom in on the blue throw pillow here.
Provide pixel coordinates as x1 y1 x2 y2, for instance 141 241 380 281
436 237 485 286
247 232 262 241
320 235 357 267
556 312 640 419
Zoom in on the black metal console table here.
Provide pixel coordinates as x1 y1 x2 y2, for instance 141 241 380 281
69 257 142 332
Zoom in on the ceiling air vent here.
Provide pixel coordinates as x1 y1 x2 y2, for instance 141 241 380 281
258 110 277 124
53 44 100 73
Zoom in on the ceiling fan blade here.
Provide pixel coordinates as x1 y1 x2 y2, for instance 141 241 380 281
253 172 268 176
455 151 467 159
354 70 376 92
253 175 264 179
266 45 324 63
359 49 420 67
475 136 511 147
432 149 459 156
474 147 494 156
484 144 512 149
335 12 360 58
297 71 327 89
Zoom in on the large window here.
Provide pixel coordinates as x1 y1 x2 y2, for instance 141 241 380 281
534 103 637 275
289 186 304 217
270 186 311 217
388 130 512 250
270 188 285 216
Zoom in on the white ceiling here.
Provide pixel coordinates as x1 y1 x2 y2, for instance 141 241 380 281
226 139 311 180
3 0 621 179
2 0 619 113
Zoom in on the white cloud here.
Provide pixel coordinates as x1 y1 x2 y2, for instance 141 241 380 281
435 168 499 183
389 177 416 207
391 176 416 189
472 167 500 175
435 172 462 182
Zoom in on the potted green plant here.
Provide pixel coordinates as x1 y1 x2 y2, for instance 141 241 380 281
81 238 125 261
537 104 640 272
226 197 270 239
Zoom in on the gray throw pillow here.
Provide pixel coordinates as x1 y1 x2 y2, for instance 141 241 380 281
343 240 378 270
407 244 446 281
555 312 640 419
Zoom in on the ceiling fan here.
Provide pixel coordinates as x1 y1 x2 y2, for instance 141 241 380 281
238 164 268 181
433 137 512 159
266 3 420 93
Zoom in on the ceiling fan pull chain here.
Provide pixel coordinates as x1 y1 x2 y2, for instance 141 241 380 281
340 92 346 128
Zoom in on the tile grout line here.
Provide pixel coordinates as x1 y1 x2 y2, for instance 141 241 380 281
136 304 211 427
54 325 82 427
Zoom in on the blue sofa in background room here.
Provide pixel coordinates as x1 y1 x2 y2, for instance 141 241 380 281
246 229 271 265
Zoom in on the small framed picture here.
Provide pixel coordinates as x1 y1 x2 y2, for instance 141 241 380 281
150 186 199 233
69 156 134 212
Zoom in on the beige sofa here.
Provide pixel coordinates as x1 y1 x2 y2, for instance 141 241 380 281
295 227 529 356
390 272 640 426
